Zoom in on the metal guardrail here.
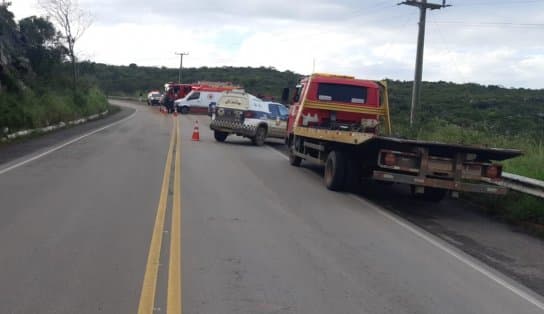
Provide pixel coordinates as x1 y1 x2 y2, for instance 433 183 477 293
498 172 544 199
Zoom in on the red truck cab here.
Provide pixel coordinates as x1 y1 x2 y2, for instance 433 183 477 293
287 73 388 142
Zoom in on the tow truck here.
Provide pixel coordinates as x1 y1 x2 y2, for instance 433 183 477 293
285 73 522 201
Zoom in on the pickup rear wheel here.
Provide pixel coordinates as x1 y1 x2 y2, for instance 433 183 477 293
214 131 228 142
324 151 348 191
252 126 267 146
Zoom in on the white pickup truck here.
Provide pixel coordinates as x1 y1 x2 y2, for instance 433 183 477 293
210 90 289 146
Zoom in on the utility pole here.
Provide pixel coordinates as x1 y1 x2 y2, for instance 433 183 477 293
175 52 189 83
400 0 450 126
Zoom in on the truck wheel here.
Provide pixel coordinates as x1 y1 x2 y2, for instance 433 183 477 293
288 147 302 167
411 186 447 202
180 106 189 114
252 126 267 146
214 131 228 142
324 151 348 191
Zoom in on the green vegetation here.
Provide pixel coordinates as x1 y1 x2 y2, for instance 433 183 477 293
0 5 108 135
0 87 108 131
387 80 544 181
467 192 544 226
78 62 302 99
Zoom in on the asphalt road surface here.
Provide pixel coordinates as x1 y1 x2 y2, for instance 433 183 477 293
0 100 543 314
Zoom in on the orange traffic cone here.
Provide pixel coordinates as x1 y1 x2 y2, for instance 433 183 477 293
191 120 200 141
173 107 178 117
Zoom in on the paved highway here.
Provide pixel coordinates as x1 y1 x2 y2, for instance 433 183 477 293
0 100 543 314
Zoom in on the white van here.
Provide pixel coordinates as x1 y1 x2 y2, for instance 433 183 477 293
210 90 289 146
174 88 229 114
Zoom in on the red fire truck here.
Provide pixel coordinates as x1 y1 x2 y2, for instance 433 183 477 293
286 73 521 201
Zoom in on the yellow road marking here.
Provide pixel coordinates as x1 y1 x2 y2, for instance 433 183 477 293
167 118 182 314
137 119 176 314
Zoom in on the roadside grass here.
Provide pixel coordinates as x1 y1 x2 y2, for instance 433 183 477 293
0 87 109 136
392 117 544 230
392 117 544 181
0 104 121 151
465 192 544 237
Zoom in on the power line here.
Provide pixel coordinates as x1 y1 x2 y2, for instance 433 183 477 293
455 0 543 7
431 21 544 28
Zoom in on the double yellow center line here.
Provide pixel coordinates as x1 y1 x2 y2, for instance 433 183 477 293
138 118 182 314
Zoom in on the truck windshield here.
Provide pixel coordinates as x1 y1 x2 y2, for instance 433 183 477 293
317 83 367 104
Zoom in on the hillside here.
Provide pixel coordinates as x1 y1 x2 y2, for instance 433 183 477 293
0 4 108 135
388 80 544 139
80 62 302 99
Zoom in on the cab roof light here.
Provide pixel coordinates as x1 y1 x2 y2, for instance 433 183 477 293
312 73 355 79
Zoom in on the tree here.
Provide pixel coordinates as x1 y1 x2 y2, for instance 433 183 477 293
19 16 66 76
39 0 91 91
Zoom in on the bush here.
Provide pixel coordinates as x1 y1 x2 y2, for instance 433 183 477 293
467 192 544 226
394 117 544 228
0 86 109 133
393 117 544 181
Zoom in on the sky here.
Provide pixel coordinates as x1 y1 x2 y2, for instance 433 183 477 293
9 0 544 89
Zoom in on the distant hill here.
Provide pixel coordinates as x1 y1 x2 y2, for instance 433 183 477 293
79 62 302 99
387 80 544 139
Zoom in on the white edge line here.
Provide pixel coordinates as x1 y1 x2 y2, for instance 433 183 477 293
266 145 289 161
267 144 544 310
0 110 137 176
349 194 544 311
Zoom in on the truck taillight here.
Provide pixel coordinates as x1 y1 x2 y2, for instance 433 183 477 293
244 111 254 118
485 164 502 179
384 152 396 166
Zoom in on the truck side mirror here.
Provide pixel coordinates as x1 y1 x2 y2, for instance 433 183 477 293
281 87 290 103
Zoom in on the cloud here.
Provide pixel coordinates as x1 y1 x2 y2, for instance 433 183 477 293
9 0 544 88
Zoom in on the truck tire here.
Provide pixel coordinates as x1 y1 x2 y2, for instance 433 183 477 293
180 106 189 114
214 131 228 142
411 186 447 202
324 151 348 191
288 147 302 167
252 126 267 146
